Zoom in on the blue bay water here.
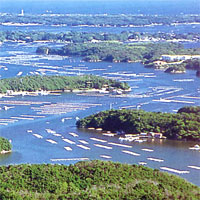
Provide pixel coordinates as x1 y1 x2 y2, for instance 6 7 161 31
0 40 200 186
0 0 200 15
0 0 200 186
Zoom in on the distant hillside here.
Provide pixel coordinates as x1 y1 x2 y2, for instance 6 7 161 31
0 160 199 199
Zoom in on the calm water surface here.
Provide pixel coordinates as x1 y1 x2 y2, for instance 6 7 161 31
0 0 199 186
0 40 200 186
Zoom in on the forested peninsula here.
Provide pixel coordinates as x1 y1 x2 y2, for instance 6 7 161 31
36 41 200 75
0 160 199 199
0 75 129 94
37 42 199 63
1 13 200 27
77 106 200 141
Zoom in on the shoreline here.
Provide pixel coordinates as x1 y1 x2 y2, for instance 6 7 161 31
0 88 131 98
1 21 200 28
0 150 11 154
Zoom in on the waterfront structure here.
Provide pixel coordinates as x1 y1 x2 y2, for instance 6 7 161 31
161 55 200 62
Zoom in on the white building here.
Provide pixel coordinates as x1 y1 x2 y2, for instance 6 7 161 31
161 55 200 62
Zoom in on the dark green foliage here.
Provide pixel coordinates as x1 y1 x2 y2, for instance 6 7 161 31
178 106 200 114
0 75 129 93
36 42 199 63
197 70 200 77
0 137 12 152
77 107 200 141
1 13 200 27
185 59 200 70
1 30 200 43
0 160 199 199
164 63 186 73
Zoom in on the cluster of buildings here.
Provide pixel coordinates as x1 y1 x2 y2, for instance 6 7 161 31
161 55 200 62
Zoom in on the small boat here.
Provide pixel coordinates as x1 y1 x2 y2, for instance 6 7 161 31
189 144 200 150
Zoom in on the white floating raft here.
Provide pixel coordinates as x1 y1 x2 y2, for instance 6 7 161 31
76 144 90 150
108 142 132 148
90 137 107 143
51 158 89 161
46 139 57 144
138 162 147 165
100 155 112 159
64 146 72 151
93 144 112 150
122 150 140 156
102 133 115 137
69 132 79 137
147 157 164 162
33 133 43 139
141 148 154 152
188 165 200 170
52 133 62 137
62 138 76 144
78 140 89 144
160 167 190 174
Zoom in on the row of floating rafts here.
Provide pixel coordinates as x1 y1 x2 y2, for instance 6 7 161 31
37 130 200 173
0 100 49 106
32 103 99 115
51 158 89 162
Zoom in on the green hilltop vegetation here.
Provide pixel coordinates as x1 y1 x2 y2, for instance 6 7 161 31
147 58 200 75
77 106 200 141
0 75 129 93
0 160 199 199
0 137 12 153
1 13 200 27
1 31 200 43
36 42 200 63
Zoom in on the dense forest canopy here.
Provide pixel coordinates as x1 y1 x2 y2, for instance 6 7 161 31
0 75 129 93
0 160 199 199
0 137 12 152
1 13 200 27
77 106 200 141
0 31 200 43
36 42 200 64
